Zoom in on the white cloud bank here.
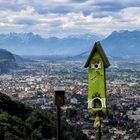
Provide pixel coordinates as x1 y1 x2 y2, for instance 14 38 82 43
0 0 140 37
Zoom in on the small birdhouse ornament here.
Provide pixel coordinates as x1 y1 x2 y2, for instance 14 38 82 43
85 41 110 117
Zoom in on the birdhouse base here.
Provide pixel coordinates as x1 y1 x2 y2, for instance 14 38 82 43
88 97 106 109
88 97 107 117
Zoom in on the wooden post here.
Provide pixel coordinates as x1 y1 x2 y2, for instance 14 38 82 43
95 118 101 140
93 115 101 140
57 106 61 140
54 87 65 140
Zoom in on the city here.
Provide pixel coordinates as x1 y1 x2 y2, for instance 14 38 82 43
0 59 139 140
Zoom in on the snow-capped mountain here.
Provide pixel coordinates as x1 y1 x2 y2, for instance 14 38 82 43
0 32 102 56
0 30 140 60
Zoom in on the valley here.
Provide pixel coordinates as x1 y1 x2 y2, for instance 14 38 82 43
0 59 139 139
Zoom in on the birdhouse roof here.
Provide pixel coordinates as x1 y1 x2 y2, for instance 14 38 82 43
84 41 110 68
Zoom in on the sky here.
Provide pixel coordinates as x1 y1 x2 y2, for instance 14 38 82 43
0 0 140 37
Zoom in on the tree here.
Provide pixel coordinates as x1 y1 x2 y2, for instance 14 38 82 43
31 129 42 140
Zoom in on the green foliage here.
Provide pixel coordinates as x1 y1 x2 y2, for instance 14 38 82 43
0 92 88 140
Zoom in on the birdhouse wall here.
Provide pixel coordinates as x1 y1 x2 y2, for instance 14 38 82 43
85 42 110 117
88 50 107 100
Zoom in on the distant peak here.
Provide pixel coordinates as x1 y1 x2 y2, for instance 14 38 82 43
111 30 140 35
27 32 34 35
111 30 128 35
67 33 104 40
0 32 41 37
118 30 129 33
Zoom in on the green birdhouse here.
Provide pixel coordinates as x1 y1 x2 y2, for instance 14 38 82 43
85 41 110 117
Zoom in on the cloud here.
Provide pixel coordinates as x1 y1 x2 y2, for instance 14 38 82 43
0 0 140 37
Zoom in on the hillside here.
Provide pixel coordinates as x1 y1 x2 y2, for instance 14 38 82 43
101 30 140 58
0 49 36 74
0 92 88 140
0 49 17 73
14 54 37 64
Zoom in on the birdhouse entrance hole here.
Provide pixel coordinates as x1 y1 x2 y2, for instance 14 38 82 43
92 97 102 110
95 64 99 68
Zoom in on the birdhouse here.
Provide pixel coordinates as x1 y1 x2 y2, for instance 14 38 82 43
54 87 65 106
85 41 110 117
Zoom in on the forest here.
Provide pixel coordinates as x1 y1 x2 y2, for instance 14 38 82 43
0 92 88 140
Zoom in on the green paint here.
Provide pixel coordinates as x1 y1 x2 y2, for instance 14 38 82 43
85 41 110 117
88 50 106 114
88 51 105 98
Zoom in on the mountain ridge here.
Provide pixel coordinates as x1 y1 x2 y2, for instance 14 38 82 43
0 32 102 56
0 30 140 59
0 49 17 73
101 30 140 57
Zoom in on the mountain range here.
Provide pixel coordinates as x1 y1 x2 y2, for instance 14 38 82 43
0 30 140 59
0 32 102 56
